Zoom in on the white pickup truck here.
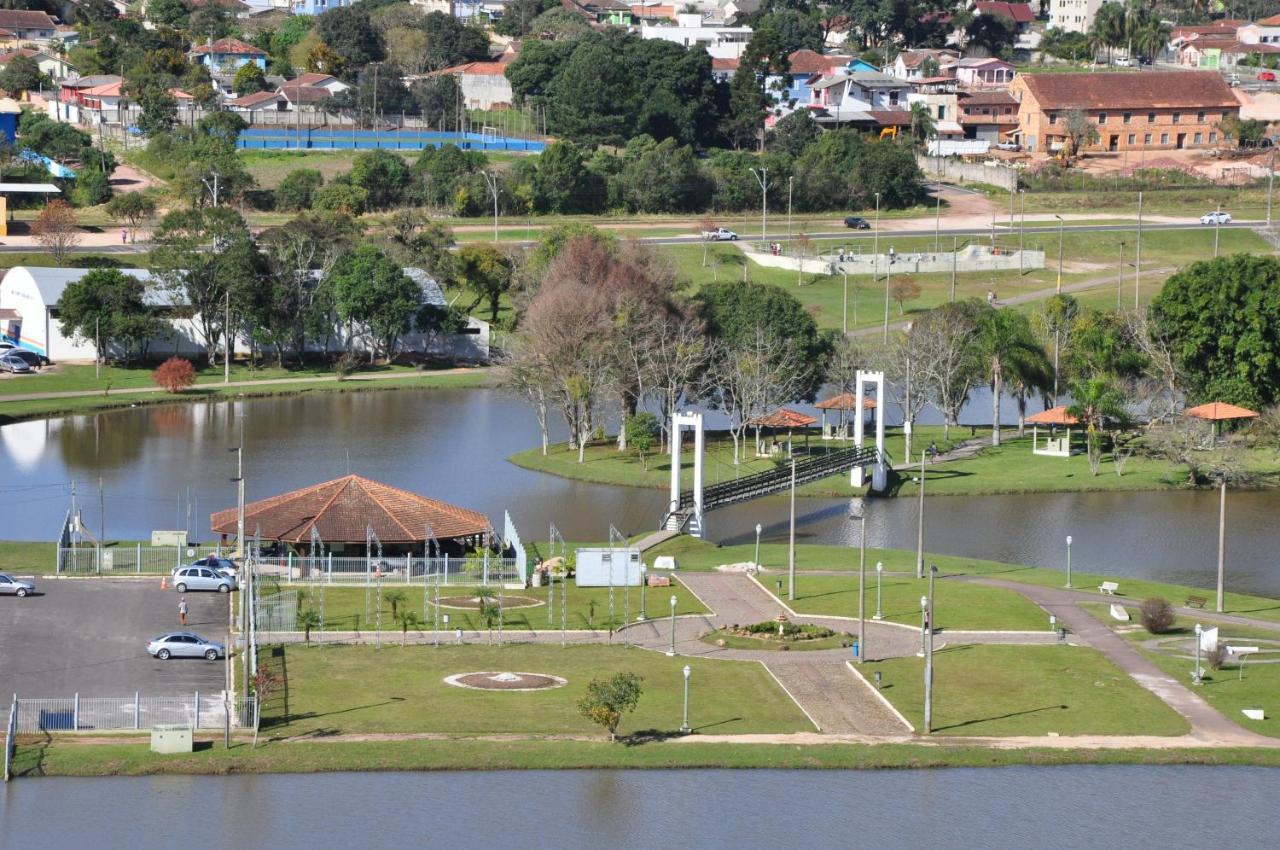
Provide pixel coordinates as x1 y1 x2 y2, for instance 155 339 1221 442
701 227 738 241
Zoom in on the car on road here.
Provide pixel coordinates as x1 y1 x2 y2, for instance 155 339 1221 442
1113 56 1132 67
0 352 33 374
995 140 1021 151
843 216 871 229
0 573 34 596
147 632 225 661
1259 71 1276 82
1228 73 1242 87
1200 211 1233 225
172 566 236 593
173 555 237 577
701 227 738 241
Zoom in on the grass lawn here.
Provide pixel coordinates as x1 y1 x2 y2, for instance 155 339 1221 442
272 578 707 632
872 644 1190 736
261 643 812 737
779 573 1051 631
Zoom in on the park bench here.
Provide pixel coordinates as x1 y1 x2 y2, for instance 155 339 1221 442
1185 595 1208 609
1098 581 1120 595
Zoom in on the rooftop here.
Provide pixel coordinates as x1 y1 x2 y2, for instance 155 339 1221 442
1184 402 1259 421
747 408 817 428
1018 71 1238 110
0 10 56 29
191 38 267 57
974 2 1035 24
1026 406 1079 426
814 393 876 411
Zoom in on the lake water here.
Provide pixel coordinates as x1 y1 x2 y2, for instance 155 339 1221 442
2 388 1279 594
2 767 1279 849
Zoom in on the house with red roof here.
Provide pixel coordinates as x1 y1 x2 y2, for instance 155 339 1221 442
189 38 267 73
0 10 57 44
0 47 74 81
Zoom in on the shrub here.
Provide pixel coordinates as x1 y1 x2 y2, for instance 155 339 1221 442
275 168 323 211
1139 597 1176 634
1205 642 1227 672
152 356 196 393
333 352 359 379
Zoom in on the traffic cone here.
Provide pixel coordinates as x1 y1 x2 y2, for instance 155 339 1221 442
160 575 167 590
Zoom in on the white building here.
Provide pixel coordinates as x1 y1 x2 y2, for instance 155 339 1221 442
425 61 514 110
640 13 753 59
1048 0 1111 34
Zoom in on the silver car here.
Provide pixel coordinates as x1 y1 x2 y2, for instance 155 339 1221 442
147 632 224 661
172 566 236 593
0 573 34 597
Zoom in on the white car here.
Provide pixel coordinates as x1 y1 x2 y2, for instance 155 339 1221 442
1200 211 1232 225
701 227 738 241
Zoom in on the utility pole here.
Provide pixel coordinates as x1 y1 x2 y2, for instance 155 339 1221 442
872 191 881 319
1134 191 1143 309
857 508 866 664
1054 214 1064 292
1019 189 1025 274
1117 241 1125 311
98 476 104 550
788 459 796 601
1217 474 1227 613
482 171 500 242
923 591 933 733
1268 150 1275 228
1214 202 1222 258
95 316 100 380
750 167 769 245
934 189 941 252
223 290 231 384
915 450 925 579
950 235 957 302
842 268 849 334
786 176 793 244
883 247 893 343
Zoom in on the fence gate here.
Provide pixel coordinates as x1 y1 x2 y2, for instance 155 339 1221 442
255 590 298 632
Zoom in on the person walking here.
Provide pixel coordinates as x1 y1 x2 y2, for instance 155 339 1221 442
178 596 188 627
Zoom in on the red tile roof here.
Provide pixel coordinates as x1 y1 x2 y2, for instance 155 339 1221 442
974 1 1034 24
961 89 1018 106
746 408 817 428
209 475 490 544
280 84 332 104
0 11 56 30
1259 14 1280 25
229 90 280 108
436 61 508 76
1184 402 1259 421
191 38 266 57
814 393 877 411
1026 406 1079 426
712 57 739 71
1018 71 1238 110
290 72 338 87
787 49 847 75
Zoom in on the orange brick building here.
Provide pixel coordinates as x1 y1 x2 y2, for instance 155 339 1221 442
1010 71 1241 154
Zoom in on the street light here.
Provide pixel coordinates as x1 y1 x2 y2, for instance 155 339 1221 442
1217 472 1227 614
1065 535 1073 589
883 245 895 343
915 449 926 579
851 500 867 665
667 594 678 656
923 593 934 734
680 664 692 733
918 594 928 657
1054 214 1064 292
1193 623 1203 684
754 523 763 571
873 561 884 620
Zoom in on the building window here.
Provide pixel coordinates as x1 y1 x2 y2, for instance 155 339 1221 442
938 105 945 119
1160 132 1169 144
1209 131 1217 142
1123 112 1132 124
1048 111 1058 125
1098 112 1107 124
1128 133 1136 145
1144 133 1152 144
1147 112 1156 123
1197 111 1206 123
1172 112 1180 124
1194 132 1202 144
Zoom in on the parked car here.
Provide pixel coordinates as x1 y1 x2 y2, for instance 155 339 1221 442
995 140 1021 151
1258 71 1276 82
0 573 34 596
173 555 237 576
1229 73 1242 87
843 216 871 229
0 353 33 374
147 632 224 661
701 227 738 241
1200 211 1233 225
172 566 236 593
3 349 41 369
1113 56 1132 67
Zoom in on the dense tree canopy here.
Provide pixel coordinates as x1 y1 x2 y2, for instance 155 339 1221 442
56 269 165 362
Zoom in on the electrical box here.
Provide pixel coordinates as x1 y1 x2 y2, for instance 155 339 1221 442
151 724 193 754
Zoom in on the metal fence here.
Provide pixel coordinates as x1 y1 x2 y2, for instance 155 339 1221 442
12 694 256 734
56 545 228 575
3 699 15 782
259 554 526 586
256 590 298 633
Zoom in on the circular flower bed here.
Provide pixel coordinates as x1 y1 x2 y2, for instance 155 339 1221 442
443 671 568 691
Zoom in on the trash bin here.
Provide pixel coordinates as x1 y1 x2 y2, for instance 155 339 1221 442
151 724 193 754
851 641 860 658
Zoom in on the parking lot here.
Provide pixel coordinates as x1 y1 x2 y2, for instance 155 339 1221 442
0 578 232 699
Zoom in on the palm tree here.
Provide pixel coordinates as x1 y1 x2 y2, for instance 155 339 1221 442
298 608 321 644
396 611 422 647
909 102 935 147
384 589 407 620
475 586 499 643
1066 376 1128 474
978 309 1053 446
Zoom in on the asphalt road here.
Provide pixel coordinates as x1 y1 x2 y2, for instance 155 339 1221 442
0 578 232 699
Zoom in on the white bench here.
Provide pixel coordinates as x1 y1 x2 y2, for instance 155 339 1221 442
1099 581 1120 595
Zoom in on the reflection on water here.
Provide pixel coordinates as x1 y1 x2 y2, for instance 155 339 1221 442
3 768 1279 849
3 388 1280 595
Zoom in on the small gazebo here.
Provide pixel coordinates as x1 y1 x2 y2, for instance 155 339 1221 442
814 393 876 440
747 408 817 458
1026 405 1080 457
1184 401 1259 443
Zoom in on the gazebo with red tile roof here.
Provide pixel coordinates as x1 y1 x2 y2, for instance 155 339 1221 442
746 408 817 458
814 392 876 437
1025 405 1079 457
1184 401 1259 440
210 474 489 556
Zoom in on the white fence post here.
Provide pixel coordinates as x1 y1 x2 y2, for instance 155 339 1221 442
444 554 449 585
72 693 79 731
405 555 411 584
134 692 140 730
328 553 333 584
136 542 142 574
193 691 200 729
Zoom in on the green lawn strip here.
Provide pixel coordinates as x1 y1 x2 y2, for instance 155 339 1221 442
268 580 706 632
261 643 809 737
17 737 1280 776
0 370 493 425
781 573 1050 631
872 644 1190 736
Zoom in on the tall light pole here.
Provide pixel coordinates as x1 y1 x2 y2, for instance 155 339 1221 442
1134 190 1143 309
928 563 937 636
754 523 763 570
873 561 883 620
482 170 500 242
1065 535 1073 588
1116 241 1125 311
786 176 793 244
934 188 941 252
750 167 769 245
883 246 895 343
1214 202 1222 257
1193 623 1203 684
1018 188 1026 274
667 594 678 656
1054 214 1064 293
1217 473 1227 613
680 664 691 733
872 191 881 323
842 268 849 334
1268 150 1275 228
915 449 925 579
852 501 867 664
788 459 797 601
923 588 935 734
950 235 957 301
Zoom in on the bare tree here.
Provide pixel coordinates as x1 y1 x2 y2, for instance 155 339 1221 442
499 335 556 455
646 313 708 452
708 329 804 463
826 335 867 431
1124 309 1184 424
32 200 81 266
915 303 984 440
882 326 931 459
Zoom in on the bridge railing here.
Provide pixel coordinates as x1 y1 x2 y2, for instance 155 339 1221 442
678 445 879 511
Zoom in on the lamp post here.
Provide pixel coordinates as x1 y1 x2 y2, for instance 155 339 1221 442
1116 241 1125 311
883 246 895 343
1193 623 1203 684
754 522 762 571
915 449 925 579
667 594 678 656
788 459 797 601
851 501 867 664
873 561 883 620
1054 214 1064 292
1214 202 1222 257
1018 188 1025 274
680 664 691 733
1065 535 1073 589
872 191 881 333
750 167 769 245
918 594 928 657
1217 473 1227 614
922 593 934 733
1134 190 1143 309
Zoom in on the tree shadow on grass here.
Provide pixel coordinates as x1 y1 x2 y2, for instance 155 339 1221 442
935 704 1069 733
622 717 743 746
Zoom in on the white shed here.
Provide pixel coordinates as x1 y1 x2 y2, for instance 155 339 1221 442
574 547 645 587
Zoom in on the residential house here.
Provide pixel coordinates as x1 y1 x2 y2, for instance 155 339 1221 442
640 13 751 58
0 30 16 50
1010 70 1240 153
888 49 959 81
809 71 912 130
972 2 1038 48
956 56 1015 88
431 61 514 110
287 72 349 95
1047 0 1108 34
1250 14 1280 45
767 50 854 104
292 0 358 14
718 0 759 23
436 0 508 22
563 0 635 26
630 2 678 22
56 76 126 124
190 38 268 74
53 25 79 48
711 56 738 82
229 73 348 117
1173 23 1280 69
0 11 57 45
957 88 1019 141
0 48 74 82
907 78 963 139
